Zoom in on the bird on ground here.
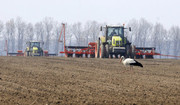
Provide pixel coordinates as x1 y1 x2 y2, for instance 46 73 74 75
120 56 143 70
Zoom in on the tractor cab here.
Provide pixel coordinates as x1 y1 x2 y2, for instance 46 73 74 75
97 25 133 58
107 26 124 37
104 26 131 47
29 42 41 48
106 26 125 47
26 41 42 51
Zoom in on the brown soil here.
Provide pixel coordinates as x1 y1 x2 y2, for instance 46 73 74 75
0 56 180 105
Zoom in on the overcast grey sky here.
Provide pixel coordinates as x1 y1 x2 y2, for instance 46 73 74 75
0 0 179 29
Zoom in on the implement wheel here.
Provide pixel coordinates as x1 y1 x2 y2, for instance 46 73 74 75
85 54 88 58
136 55 143 59
90 54 95 58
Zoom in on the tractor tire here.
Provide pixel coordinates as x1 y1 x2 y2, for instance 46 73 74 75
100 44 105 58
110 54 113 58
79 54 83 58
70 54 73 57
125 44 130 58
75 54 79 58
105 44 109 58
115 54 118 58
67 54 71 57
95 40 100 58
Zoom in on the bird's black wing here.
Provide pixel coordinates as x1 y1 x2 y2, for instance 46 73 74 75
130 59 143 67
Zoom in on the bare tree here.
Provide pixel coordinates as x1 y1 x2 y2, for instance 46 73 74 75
35 22 45 42
127 19 139 44
53 21 61 54
140 19 152 47
71 22 83 46
66 24 74 46
0 20 4 55
163 30 171 58
83 21 101 45
83 22 91 45
6 19 16 52
43 17 53 50
169 26 180 58
89 21 100 42
152 23 167 58
0 20 3 35
16 17 26 50
128 18 152 47
26 23 34 41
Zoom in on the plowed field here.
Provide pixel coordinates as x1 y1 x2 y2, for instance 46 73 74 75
0 57 180 105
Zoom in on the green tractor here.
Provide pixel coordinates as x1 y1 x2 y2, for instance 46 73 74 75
95 25 135 58
24 41 44 56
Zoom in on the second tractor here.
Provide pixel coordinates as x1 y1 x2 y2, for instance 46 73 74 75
24 41 44 56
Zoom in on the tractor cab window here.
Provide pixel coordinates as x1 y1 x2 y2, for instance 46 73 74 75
108 27 123 37
30 42 40 48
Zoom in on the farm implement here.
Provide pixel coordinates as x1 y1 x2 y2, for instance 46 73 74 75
60 42 96 58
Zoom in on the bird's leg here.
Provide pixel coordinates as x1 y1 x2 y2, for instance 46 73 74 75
130 66 133 71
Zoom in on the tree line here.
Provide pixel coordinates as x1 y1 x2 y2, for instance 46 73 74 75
0 17 179 58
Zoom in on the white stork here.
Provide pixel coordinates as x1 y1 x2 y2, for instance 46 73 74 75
120 56 143 70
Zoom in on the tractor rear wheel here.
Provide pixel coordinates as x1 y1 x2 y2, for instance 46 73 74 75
95 40 100 58
105 44 109 58
100 44 105 58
